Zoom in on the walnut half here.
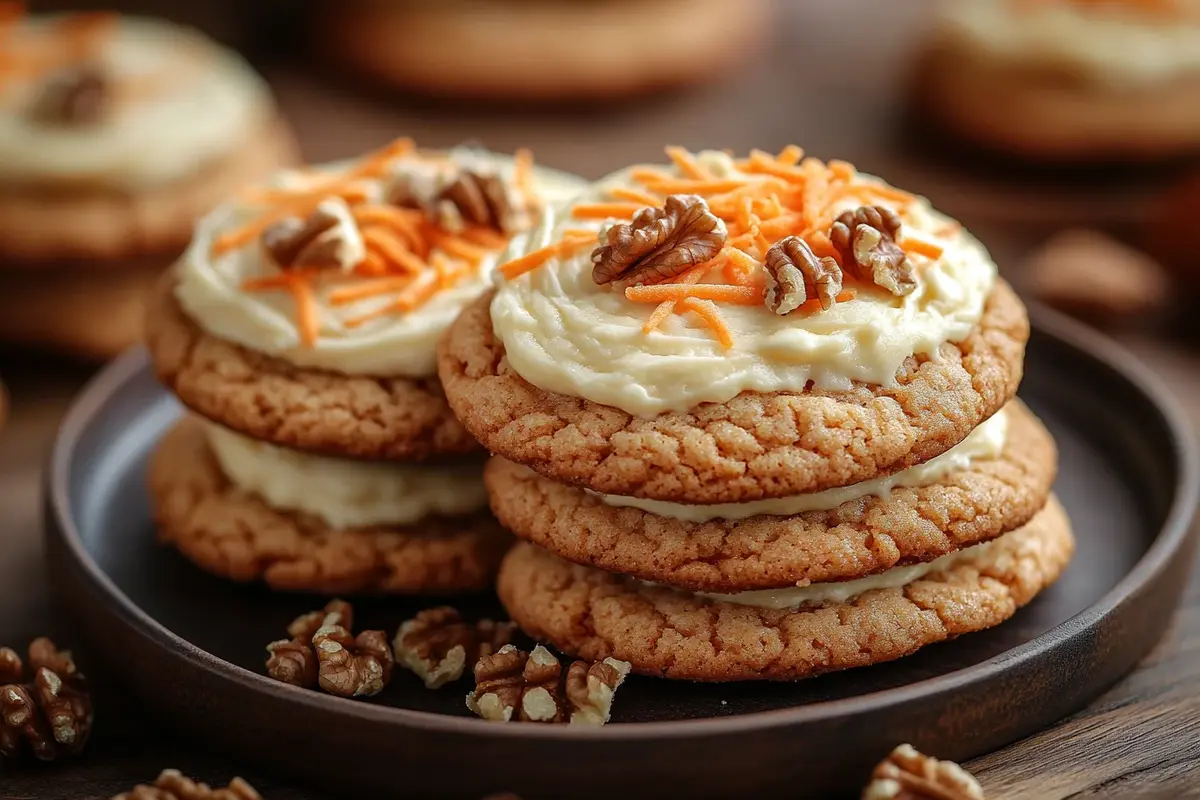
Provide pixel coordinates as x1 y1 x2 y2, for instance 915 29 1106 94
261 198 365 271
592 194 727 287
394 607 516 690
863 744 985 800
764 236 843 314
830 205 917 297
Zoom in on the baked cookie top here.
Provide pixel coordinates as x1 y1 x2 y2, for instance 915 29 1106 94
490 146 995 417
0 9 275 191
175 138 586 379
936 0 1200 88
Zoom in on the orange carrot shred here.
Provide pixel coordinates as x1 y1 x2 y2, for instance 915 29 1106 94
498 244 559 279
665 146 712 180
679 298 734 349
571 202 644 220
900 236 944 261
643 301 677 334
776 145 804 166
625 284 764 305
328 276 413 305
459 226 509 249
608 186 661 206
362 227 427 273
641 179 751 196
289 275 320 346
630 167 674 185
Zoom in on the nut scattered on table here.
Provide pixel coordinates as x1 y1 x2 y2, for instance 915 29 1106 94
830 205 917 297
394 607 517 689
265 599 393 698
1027 228 1168 324
862 744 985 800
592 194 727 287
466 644 631 725
111 769 262 800
764 235 843 314
0 637 93 762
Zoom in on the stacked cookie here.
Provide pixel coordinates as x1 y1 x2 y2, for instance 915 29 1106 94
0 9 298 358
146 138 586 595
440 146 1074 681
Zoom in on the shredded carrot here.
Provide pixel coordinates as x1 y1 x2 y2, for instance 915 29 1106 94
829 160 856 182
741 151 808 183
571 203 645 220
345 274 440 327
361 227 427 273
625 283 765 305
640 178 751 196
756 213 806 240
776 145 804 166
459 226 509 249
290 276 320 346
514 148 534 193
328 276 413 305
498 244 560 280
608 186 662 206
665 146 712 180
353 251 391 276
900 236 944 261
630 167 674 184
679 298 734 349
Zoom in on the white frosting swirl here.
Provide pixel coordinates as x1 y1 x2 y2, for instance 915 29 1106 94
491 151 996 417
598 407 1008 521
0 16 273 190
937 0 1200 87
176 148 587 378
204 421 487 530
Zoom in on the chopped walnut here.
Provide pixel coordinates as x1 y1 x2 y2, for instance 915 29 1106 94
394 607 516 689
565 658 631 726
29 64 107 126
261 198 365 271
764 236 844 314
389 163 535 236
467 645 631 725
830 206 917 297
863 745 985 800
265 599 351 688
0 638 93 762
592 194 727 287
111 769 262 800
265 600 393 698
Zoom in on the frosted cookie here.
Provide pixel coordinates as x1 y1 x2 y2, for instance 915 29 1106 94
918 0 1200 161
485 399 1057 593
318 0 771 102
150 416 511 595
497 496 1074 681
438 146 1027 503
146 138 588 460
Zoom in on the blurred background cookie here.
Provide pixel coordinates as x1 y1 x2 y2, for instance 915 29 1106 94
315 0 773 102
916 0 1200 162
0 8 299 358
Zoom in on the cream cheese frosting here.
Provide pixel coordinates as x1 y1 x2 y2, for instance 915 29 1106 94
598 406 1009 522
937 0 1200 88
490 150 996 416
204 421 487 530
0 15 274 190
175 146 587 378
690 539 996 609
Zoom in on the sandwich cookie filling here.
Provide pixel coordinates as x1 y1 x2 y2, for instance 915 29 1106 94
204 422 487 530
596 406 1010 522
490 147 996 416
176 139 586 378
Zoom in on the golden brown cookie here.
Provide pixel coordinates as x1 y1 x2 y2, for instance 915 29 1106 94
319 0 770 102
149 417 511 595
0 118 298 263
145 271 481 461
916 43 1200 162
498 496 1073 681
0 262 157 359
485 400 1056 593
438 281 1028 504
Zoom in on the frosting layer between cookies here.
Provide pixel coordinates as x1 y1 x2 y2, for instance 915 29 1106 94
0 16 274 190
176 146 586 378
204 421 487 529
596 407 1009 521
491 150 996 416
937 0 1200 88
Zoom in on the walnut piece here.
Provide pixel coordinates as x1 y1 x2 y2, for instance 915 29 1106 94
265 600 393 698
467 645 631 725
830 205 917 297
389 163 535 236
764 236 844 314
394 607 516 689
592 194 727 287
0 638 93 762
112 769 262 800
261 198 365 271
29 64 107 126
863 744 985 800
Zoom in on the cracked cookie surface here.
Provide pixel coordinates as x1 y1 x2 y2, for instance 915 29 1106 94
497 496 1072 681
149 417 510 595
486 400 1056 593
146 272 481 461
438 281 1028 504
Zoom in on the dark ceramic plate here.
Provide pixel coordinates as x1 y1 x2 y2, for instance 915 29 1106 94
45 307 1199 799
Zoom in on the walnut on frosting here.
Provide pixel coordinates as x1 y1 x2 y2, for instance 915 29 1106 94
591 194 727 287
29 64 108 126
763 236 843 314
260 198 365 272
388 162 535 236
830 206 917 297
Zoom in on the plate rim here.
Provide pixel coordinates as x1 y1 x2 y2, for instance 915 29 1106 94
46 304 1200 742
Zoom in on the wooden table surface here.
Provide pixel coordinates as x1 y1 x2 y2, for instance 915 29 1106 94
4 2 1200 797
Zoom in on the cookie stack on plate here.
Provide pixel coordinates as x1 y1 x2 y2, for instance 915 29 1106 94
0 9 298 358
145 138 587 595
439 146 1074 681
